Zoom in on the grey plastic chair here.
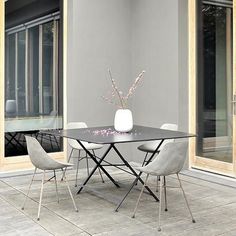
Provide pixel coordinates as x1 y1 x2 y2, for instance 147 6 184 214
64 122 104 187
22 136 78 221
138 123 178 197
131 141 195 232
138 123 178 161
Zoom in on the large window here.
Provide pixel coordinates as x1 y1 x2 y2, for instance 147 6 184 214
5 13 63 157
196 0 233 163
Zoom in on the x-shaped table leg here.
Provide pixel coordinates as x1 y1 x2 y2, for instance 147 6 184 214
77 142 120 194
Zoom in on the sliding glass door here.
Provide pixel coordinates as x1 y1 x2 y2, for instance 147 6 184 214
4 1 63 157
191 0 236 175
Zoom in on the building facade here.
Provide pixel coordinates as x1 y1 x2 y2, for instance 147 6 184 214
0 0 235 177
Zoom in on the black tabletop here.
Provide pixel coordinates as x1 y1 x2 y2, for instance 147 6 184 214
41 125 195 144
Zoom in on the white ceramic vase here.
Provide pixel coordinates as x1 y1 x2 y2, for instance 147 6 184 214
114 109 133 132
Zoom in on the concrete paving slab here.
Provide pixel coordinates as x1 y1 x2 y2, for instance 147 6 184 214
0 168 236 235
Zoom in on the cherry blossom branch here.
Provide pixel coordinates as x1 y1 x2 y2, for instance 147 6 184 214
108 69 125 109
102 69 145 109
125 70 145 100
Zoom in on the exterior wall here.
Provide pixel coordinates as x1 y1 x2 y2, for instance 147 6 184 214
178 0 189 168
131 0 179 127
178 0 189 133
67 0 189 165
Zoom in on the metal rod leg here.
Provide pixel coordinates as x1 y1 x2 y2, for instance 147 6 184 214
112 144 158 202
98 167 105 183
156 176 159 192
22 168 37 210
86 153 89 176
115 176 139 212
54 170 59 203
132 174 149 218
61 149 74 181
92 150 104 183
77 145 119 194
137 152 149 187
142 152 149 166
37 171 45 221
63 172 78 212
164 176 167 211
75 150 80 187
177 174 195 223
158 176 164 232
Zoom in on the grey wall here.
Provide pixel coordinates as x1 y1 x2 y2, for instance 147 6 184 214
131 0 179 127
67 0 189 165
67 0 132 126
178 0 189 133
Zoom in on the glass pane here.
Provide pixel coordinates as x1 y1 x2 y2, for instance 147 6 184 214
42 21 54 115
197 4 233 163
5 20 62 157
5 34 16 102
17 31 26 116
28 26 39 116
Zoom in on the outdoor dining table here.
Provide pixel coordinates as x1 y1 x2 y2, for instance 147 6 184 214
41 125 195 211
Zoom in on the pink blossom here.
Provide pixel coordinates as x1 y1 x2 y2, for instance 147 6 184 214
102 70 145 109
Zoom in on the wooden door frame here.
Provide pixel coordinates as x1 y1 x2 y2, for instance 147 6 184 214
188 0 236 177
0 0 68 171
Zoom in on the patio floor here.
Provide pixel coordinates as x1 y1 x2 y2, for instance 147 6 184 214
0 167 236 236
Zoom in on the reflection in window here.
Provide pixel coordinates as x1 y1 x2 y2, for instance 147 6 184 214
29 26 39 116
197 2 233 163
17 31 26 115
42 22 54 114
5 15 63 157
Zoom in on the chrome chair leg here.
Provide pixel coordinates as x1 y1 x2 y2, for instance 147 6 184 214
61 148 74 180
98 166 105 183
164 176 167 211
75 150 80 187
176 174 195 223
37 170 46 221
86 152 89 176
158 176 164 231
156 176 159 192
63 172 78 212
22 167 37 210
132 174 149 218
54 170 59 203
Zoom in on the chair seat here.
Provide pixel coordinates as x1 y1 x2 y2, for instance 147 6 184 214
24 136 78 220
130 161 157 175
70 141 103 151
44 161 73 171
137 140 161 153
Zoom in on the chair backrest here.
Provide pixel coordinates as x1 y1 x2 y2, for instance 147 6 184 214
25 136 60 170
159 123 178 150
67 122 88 148
141 141 188 176
6 100 17 116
